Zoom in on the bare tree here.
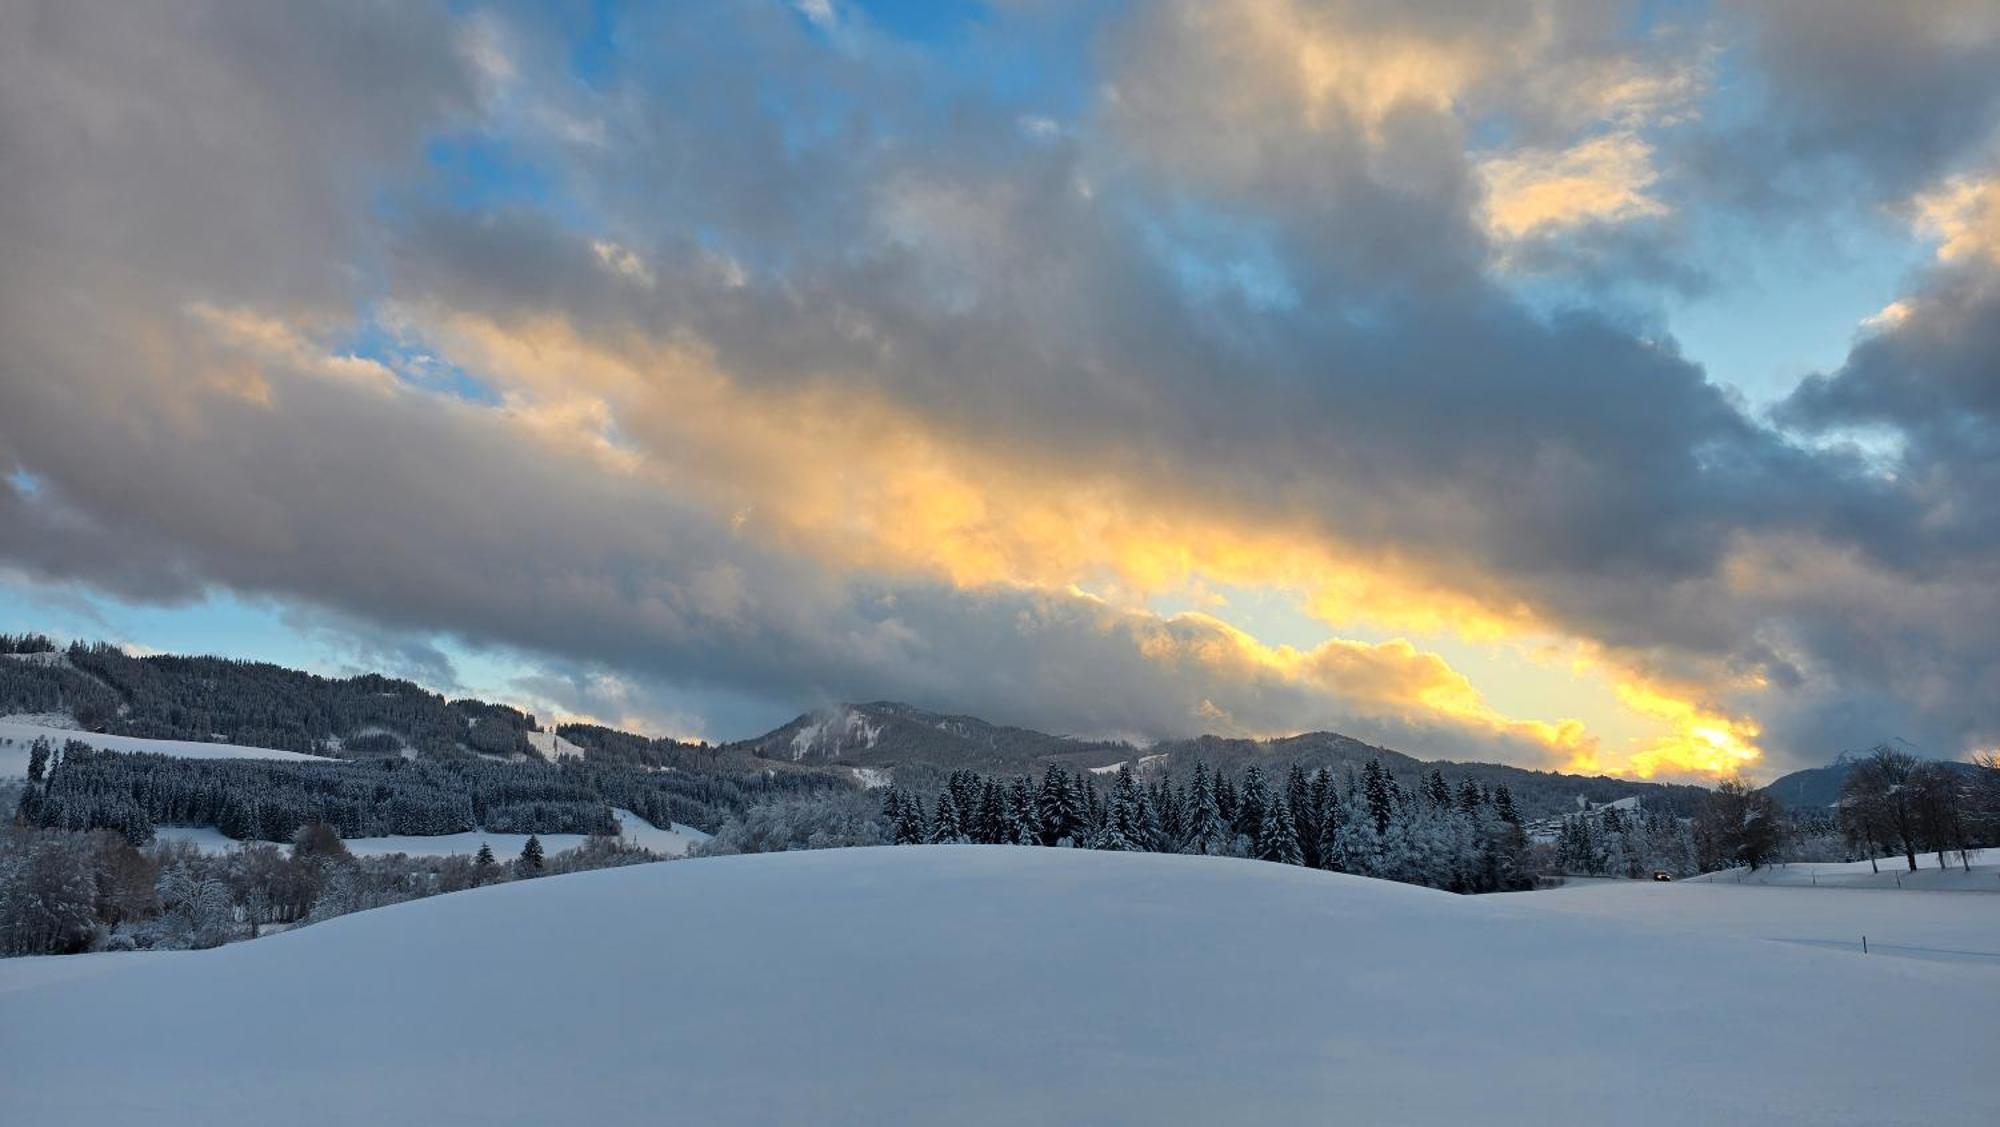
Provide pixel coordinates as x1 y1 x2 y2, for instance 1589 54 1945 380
1840 746 1921 872
1910 763 1975 871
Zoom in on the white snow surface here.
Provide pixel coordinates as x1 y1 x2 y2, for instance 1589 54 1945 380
522 727 585 761
0 719 330 778
848 765 893 789
2 847 1995 1126
1528 875 1999 965
1683 849 1999 891
152 809 709 860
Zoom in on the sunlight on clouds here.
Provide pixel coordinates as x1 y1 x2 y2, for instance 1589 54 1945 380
1198 0 1501 138
178 302 1767 778
378 309 1762 776
1912 173 2000 265
1609 679 1763 779
1479 132 1666 240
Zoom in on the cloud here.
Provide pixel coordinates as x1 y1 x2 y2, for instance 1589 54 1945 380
1480 132 1667 239
1912 174 2000 266
3 0 2000 776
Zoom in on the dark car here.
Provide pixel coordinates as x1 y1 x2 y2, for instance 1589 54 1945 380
1652 870 1674 882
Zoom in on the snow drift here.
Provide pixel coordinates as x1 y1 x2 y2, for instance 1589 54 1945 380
3 847 1996 1125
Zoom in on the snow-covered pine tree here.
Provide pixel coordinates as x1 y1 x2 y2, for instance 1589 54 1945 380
1182 761 1224 855
928 789 965 844
1236 765 1269 840
1423 769 1452 810
896 794 929 844
1256 796 1304 865
1457 778 1483 814
517 834 545 876
1037 765 1079 846
1006 776 1043 845
1362 759 1394 835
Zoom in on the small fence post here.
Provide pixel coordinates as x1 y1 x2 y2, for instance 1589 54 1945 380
1862 935 1868 955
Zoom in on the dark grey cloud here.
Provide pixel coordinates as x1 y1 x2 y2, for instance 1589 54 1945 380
3 0 2000 770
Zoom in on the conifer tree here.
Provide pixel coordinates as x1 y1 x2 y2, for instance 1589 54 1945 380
1363 759 1394 835
1036 765 1078 846
976 780 1008 844
1424 769 1452 810
1315 791 1348 872
1182 761 1224 855
1457 778 1484 814
1006 776 1043 845
517 834 545 876
928 789 965 844
1236 765 1269 840
895 793 929 844
1256 797 1304 865
1492 783 1521 826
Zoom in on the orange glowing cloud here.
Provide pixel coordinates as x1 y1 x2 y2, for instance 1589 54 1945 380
195 302 1765 776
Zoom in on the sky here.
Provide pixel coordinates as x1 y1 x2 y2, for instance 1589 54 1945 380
4 1 2000 779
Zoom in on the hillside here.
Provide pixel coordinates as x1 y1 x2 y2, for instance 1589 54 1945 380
2 847 1994 1125
736 702 1711 821
3 640 1714 819
1764 753 1982 810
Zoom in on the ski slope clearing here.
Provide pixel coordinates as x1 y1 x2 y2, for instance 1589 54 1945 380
0 718 330 778
151 808 709 859
1522 876 2000 966
4 847 1996 1126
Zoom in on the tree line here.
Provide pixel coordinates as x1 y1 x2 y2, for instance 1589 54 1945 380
0 817 657 957
716 759 1544 894
16 738 850 847
1836 745 1990 872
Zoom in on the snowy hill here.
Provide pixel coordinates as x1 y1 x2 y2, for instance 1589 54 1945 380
3 848 1995 1125
152 807 712 860
1684 849 2000 892
0 717 331 778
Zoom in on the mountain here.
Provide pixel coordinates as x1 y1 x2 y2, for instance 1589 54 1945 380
731 701 1129 772
1764 753 1982 810
5 847 1994 1125
4 636 1709 820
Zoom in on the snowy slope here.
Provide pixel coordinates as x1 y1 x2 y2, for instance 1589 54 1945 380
1524 876 2000 965
151 808 709 859
1684 849 1998 891
0 718 330 778
522 727 585 761
3 847 1996 1126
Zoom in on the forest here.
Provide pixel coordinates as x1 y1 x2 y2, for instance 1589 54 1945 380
15 737 850 846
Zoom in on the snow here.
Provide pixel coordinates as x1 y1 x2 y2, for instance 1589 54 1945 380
522 727 585 761
788 707 882 760
848 765 893 789
0 719 331 779
151 808 709 860
3 847 1994 1125
1526 875 2000 966
1683 848 1999 891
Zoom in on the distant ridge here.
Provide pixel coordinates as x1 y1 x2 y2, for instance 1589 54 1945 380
4 637 1711 820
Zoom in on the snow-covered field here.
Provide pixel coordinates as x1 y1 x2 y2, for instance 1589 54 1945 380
0 718 330 778
1528 875 1999 965
1684 849 1998 891
2 847 1994 1126
153 808 709 859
